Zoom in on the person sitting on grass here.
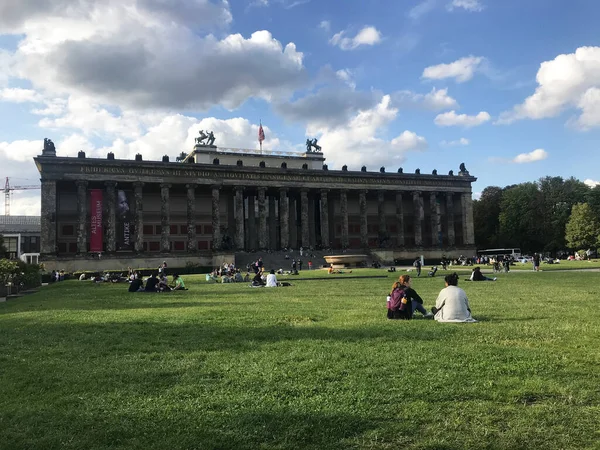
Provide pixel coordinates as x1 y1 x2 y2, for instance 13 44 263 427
328 264 351 274
145 272 160 292
158 274 171 292
234 270 244 283
128 277 144 292
432 273 477 323
266 269 278 287
398 274 433 318
468 267 496 282
171 274 187 291
252 272 266 287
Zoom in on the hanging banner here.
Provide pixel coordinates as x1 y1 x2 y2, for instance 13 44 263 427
90 189 104 252
116 189 134 251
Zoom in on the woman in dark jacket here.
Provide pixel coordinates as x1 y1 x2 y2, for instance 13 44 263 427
399 274 433 318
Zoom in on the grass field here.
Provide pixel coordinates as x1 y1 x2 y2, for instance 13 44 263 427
1 269 599 449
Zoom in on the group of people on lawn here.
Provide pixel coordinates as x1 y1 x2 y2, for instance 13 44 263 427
387 272 477 323
128 262 187 292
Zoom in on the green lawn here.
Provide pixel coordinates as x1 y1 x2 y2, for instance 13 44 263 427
1 270 599 449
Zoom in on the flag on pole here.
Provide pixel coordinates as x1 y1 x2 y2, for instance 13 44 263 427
258 121 265 150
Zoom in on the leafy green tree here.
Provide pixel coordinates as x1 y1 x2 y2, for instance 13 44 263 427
565 203 600 250
499 183 544 252
585 185 600 218
538 176 589 254
473 186 504 249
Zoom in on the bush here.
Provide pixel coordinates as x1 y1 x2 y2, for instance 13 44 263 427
0 259 42 291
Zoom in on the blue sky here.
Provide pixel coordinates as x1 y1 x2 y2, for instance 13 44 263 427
1 0 599 214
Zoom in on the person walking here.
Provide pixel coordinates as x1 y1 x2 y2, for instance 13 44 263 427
414 257 422 277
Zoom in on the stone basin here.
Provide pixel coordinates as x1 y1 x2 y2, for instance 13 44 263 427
324 254 369 269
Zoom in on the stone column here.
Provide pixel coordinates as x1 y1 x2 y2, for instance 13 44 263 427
413 191 423 247
258 187 268 250
75 180 88 254
446 192 455 247
462 192 475 245
133 182 144 252
105 181 117 252
359 190 368 248
40 180 57 255
289 196 297 249
247 193 256 250
234 187 245 250
212 185 221 251
308 195 316 246
395 192 405 247
430 192 441 247
320 189 329 248
268 193 277 250
300 189 310 248
377 191 386 238
279 188 289 249
186 184 197 252
160 183 171 252
340 190 349 249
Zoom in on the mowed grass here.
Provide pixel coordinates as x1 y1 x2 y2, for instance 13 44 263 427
1 270 599 450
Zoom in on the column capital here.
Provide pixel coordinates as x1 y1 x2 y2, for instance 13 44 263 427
133 181 144 189
320 188 329 194
75 180 88 188
258 186 267 192
104 181 117 188
279 187 288 194
412 190 422 195
160 183 172 189
300 187 309 194
234 185 244 192
186 183 197 190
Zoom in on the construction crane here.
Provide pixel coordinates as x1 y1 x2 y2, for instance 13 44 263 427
4 177 40 216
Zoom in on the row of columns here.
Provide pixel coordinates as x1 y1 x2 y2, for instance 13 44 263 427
40 180 475 254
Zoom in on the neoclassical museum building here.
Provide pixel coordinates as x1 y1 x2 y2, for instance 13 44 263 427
35 137 476 271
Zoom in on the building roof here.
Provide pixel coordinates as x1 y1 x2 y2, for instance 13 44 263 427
0 215 41 233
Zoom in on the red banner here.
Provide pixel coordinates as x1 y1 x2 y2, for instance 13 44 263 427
90 189 104 252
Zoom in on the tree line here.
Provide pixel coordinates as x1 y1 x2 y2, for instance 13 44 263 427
473 176 600 255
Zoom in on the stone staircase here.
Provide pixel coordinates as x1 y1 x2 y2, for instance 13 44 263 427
234 249 377 271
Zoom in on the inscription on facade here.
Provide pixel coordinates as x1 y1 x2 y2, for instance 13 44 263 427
76 165 470 188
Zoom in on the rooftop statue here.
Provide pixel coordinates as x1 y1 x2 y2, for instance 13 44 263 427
195 130 216 146
306 138 321 153
43 138 56 154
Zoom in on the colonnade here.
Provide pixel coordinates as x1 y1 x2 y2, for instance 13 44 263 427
40 180 475 254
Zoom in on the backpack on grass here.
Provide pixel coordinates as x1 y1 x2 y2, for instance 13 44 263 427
386 287 413 320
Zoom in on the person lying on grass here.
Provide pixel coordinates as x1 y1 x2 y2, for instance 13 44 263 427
171 274 187 291
467 267 497 282
328 264 352 274
432 273 477 323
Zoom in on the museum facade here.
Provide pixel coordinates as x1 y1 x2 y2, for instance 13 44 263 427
35 140 476 271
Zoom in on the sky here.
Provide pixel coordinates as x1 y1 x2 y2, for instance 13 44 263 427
1 0 600 215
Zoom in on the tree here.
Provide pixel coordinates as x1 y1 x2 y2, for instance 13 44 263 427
0 234 6 258
538 176 589 254
499 183 544 252
473 186 503 249
565 203 600 250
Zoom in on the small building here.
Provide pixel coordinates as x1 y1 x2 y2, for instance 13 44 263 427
0 215 41 262
34 137 476 271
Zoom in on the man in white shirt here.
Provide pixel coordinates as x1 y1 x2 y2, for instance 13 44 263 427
433 273 477 323
266 269 278 287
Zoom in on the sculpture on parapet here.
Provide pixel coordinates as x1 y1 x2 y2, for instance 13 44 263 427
195 130 216 146
176 152 188 162
43 138 56 155
459 162 469 176
306 138 322 153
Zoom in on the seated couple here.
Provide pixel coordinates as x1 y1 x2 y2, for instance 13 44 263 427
129 273 187 292
251 270 291 287
387 273 477 323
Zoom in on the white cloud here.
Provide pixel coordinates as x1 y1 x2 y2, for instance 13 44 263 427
422 56 484 83
408 0 437 20
499 47 600 128
308 95 428 169
434 110 490 127
7 1 306 110
440 137 470 146
584 179 600 188
447 0 484 12
0 88 43 103
319 20 331 31
0 139 43 163
512 149 548 164
393 87 458 111
330 26 382 51
335 69 356 89
8 191 41 216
